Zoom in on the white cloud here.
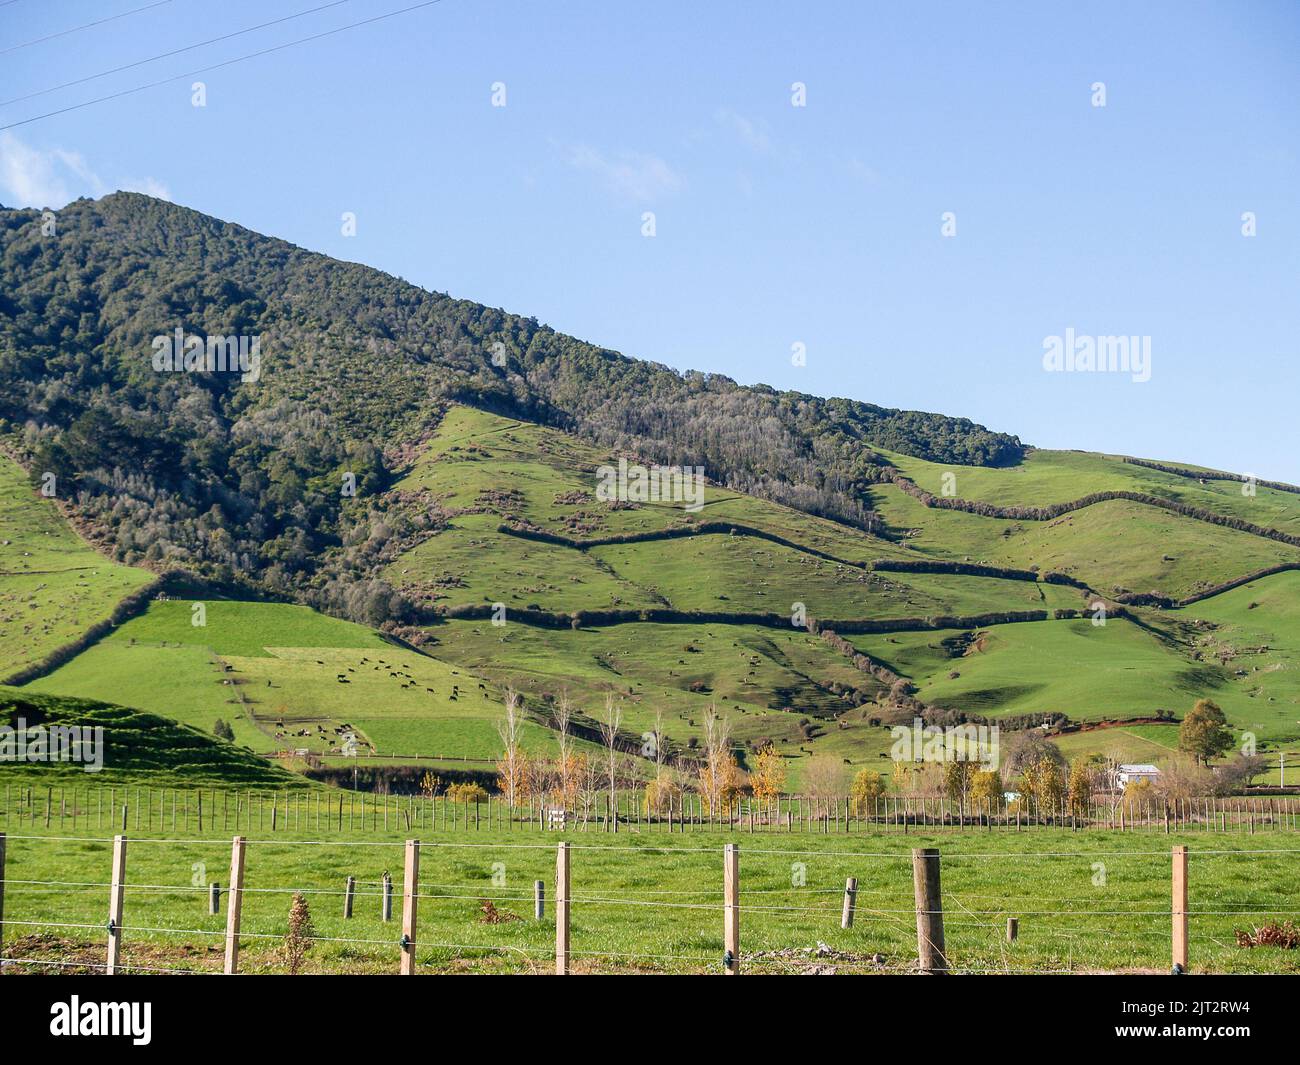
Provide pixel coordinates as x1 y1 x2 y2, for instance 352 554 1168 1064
714 108 772 153
562 143 684 202
0 131 169 208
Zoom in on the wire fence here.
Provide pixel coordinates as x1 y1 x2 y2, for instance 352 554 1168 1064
1 828 1296 975
5 783 1299 837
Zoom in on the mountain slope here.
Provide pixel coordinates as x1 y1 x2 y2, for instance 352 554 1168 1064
0 192 1022 624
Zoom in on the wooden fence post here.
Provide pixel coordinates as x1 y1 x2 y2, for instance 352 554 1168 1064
841 876 857 929
106 834 127 974
343 875 356 918
556 842 570 975
382 871 393 922
534 879 545 920
912 847 947 974
224 836 246 974
1006 917 1018 943
724 843 740 974
0 833 6 962
400 839 419 974
1172 845 1188 973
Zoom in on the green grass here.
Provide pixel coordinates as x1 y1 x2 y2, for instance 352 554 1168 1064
875 445 1300 536
870 484 1297 599
0 452 153 678
0 687 300 787
26 600 516 761
589 535 1082 618
2 821 1296 974
1175 571 1300 750
424 619 895 780
852 618 1224 724
11 403 1300 794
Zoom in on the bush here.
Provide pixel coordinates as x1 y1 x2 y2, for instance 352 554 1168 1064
447 782 488 803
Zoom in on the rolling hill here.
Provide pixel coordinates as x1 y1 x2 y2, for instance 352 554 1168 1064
2 193 1297 791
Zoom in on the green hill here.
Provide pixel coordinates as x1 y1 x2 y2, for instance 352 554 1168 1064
0 686 301 787
2 194 1298 790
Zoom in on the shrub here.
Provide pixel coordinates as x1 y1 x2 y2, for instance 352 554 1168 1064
447 782 488 803
849 768 886 814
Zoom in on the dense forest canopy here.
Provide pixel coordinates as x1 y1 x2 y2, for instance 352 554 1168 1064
0 192 1022 621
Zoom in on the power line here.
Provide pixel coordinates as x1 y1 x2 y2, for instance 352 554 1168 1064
1 0 174 56
0 0 357 110
0 0 446 133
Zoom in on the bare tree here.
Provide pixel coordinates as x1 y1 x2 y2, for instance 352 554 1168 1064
553 691 574 807
496 688 524 809
599 693 623 832
652 706 668 782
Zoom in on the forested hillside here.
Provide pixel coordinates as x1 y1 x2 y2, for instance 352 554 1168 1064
0 193 1020 622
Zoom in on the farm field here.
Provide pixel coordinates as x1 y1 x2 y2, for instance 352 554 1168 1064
868 484 1297 600
26 600 510 760
6 401 1300 792
2 822 1296 975
874 445 1300 536
852 619 1223 724
0 452 153 679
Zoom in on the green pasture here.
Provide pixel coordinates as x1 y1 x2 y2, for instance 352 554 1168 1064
2 823 1296 974
0 452 153 678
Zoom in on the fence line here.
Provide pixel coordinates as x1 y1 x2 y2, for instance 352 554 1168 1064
1 829 1295 975
3 784 1299 837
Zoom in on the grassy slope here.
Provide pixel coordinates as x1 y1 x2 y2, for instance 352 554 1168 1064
1176 570 1300 765
27 600 511 761
0 452 153 677
876 445 1300 536
0 686 300 787
14 402 1300 788
870 484 1296 599
852 620 1222 723
426 619 887 772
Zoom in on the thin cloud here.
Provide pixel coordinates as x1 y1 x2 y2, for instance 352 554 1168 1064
714 107 772 153
562 143 684 202
0 131 170 208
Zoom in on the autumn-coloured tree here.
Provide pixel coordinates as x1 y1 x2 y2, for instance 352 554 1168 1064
644 775 682 815
553 692 575 800
1067 760 1092 817
749 743 787 800
419 770 441 798
1021 756 1065 816
697 707 740 814
849 768 886 814
941 759 977 808
447 782 488 804
802 754 846 800
969 769 1002 812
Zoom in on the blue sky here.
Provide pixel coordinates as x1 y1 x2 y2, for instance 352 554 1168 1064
2 0 1297 478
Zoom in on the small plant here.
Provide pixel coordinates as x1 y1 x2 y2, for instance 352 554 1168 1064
479 900 521 924
282 892 316 975
1235 921 1298 949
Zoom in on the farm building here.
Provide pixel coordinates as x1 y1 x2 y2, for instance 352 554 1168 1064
1115 764 1162 790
